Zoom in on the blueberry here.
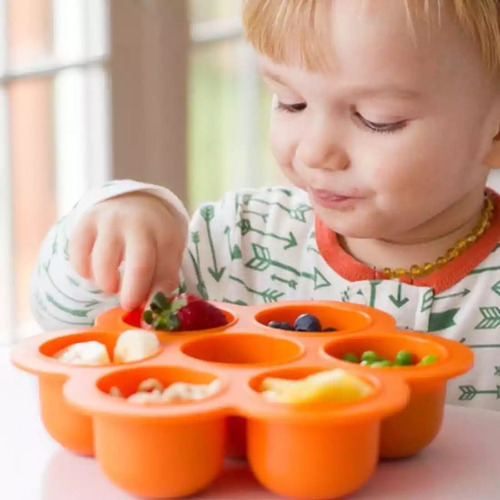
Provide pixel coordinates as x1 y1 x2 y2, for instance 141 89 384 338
267 321 282 329
294 314 322 332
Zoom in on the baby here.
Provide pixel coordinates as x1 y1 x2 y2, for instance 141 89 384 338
31 0 500 410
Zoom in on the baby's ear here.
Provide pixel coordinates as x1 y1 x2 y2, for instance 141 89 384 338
484 127 500 169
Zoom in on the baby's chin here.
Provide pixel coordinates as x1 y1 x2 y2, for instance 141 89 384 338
316 211 392 240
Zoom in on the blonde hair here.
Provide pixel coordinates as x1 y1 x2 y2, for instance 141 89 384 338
242 0 500 77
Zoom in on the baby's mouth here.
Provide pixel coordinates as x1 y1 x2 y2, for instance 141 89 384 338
310 189 362 209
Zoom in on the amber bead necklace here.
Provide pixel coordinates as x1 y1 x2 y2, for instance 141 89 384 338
379 195 494 280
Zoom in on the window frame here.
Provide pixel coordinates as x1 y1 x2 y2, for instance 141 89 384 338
109 0 189 203
0 0 257 342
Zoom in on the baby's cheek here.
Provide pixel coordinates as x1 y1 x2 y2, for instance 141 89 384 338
270 120 292 163
270 120 306 188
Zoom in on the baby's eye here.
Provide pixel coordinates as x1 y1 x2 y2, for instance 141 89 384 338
355 112 407 133
276 101 307 113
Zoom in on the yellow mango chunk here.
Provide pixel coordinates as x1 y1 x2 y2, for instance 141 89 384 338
260 376 296 392
260 369 373 405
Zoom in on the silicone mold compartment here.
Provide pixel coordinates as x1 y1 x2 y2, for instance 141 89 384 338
96 301 238 337
90 365 227 498
323 331 472 458
13 329 162 456
11 300 473 499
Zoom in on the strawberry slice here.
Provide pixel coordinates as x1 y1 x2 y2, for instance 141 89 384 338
143 292 227 332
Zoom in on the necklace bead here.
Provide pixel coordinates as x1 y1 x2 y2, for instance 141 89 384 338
380 195 494 280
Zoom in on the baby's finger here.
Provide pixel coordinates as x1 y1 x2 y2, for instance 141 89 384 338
91 230 124 294
68 218 97 279
120 235 156 311
147 244 183 304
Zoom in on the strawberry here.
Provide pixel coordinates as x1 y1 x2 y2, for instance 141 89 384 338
142 292 227 332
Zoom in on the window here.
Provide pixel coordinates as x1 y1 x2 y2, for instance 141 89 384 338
1 0 279 343
188 0 279 210
2 1 499 344
1 0 109 343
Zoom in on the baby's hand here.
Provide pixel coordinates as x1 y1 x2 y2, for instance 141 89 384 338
68 192 187 310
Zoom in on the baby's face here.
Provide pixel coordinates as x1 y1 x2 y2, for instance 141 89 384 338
260 0 500 241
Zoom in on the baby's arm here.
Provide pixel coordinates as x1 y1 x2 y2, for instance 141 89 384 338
30 180 189 331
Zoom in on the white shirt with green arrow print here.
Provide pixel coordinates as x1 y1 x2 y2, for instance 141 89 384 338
30 180 500 411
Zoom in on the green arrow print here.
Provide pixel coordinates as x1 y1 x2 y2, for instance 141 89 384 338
245 244 331 290
388 283 409 308
45 294 92 318
263 187 293 196
459 384 500 401
421 289 434 312
307 245 320 255
469 265 500 275
42 263 101 307
229 275 284 302
241 209 268 223
188 232 208 299
34 291 93 326
492 281 500 296
459 339 500 349
224 227 242 260
200 205 226 282
237 219 297 250
242 197 313 222
475 306 500 329
271 274 298 289
222 297 248 306
434 289 470 301
67 275 102 294
428 309 459 331
421 289 469 312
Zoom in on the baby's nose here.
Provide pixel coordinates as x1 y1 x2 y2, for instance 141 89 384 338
296 126 349 171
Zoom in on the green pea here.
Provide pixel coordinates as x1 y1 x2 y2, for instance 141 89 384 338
361 350 379 363
360 360 370 366
371 360 393 368
418 355 438 366
395 350 413 366
342 353 359 363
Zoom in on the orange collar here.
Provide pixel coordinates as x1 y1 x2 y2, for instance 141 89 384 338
315 188 500 293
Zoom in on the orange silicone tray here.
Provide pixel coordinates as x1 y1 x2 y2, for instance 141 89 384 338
11 301 473 499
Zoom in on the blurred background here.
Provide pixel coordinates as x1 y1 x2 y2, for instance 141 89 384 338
0 0 279 343
1 0 499 344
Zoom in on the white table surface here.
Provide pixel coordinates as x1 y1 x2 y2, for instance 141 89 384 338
2 345 500 500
